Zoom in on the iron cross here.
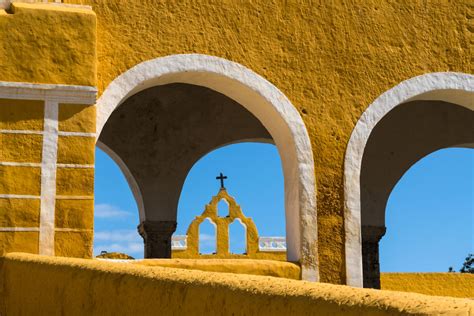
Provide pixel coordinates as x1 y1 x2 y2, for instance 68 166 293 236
216 172 228 189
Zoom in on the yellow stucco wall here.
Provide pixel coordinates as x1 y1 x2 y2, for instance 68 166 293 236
0 166 41 196
0 134 43 163
55 199 94 229
57 136 95 164
62 0 471 283
1 253 473 315
0 99 44 130
0 3 96 86
55 231 93 258
0 1 472 284
381 273 474 299
56 168 94 196
0 199 40 228
58 104 96 133
0 234 39 255
0 97 43 256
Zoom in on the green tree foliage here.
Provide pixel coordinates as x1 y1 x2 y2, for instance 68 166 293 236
460 254 473 273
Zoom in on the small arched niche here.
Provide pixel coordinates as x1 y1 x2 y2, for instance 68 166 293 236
199 218 217 255
217 199 230 217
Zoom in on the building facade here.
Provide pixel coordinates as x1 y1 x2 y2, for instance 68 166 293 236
0 1 472 288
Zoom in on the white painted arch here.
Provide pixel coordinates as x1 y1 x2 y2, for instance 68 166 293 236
96 54 318 281
344 72 474 287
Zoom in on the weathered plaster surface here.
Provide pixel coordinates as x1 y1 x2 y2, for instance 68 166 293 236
381 273 474 299
0 99 44 130
0 3 96 86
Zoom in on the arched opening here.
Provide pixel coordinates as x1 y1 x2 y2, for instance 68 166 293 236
199 218 217 255
380 148 473 273
95 55 318 280
229 219 247 254
344 72 474 287
217 199 229 218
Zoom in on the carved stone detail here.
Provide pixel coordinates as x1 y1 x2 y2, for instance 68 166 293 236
138 220 177 258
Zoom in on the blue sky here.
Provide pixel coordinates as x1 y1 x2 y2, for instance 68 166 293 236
380 147 473 272
94 144 473 272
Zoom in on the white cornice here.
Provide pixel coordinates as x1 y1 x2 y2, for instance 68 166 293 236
0 81 97 104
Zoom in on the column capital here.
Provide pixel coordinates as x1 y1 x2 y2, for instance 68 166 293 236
137 220 177 258
362 225 386 242
138 220 177 236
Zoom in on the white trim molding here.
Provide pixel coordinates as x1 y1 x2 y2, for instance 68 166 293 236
171 235 187 251
344 72 474 287
55 195 94 200
0 194 40 199
0 162 41 167
0 227 40 232
57 164 95 169
0 130 43 135
0 81 97 256
0 81 96 104
38 100 59 256
96 54 318 281
258 236 287 252
58 131 96 137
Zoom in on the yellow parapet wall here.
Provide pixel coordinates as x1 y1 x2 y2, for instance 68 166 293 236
381 273 474 299
0 253 473 315
134 259 301 280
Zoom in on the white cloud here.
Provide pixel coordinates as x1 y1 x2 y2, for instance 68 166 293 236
94 229 138 242
199 233 216 242
95 203 132 218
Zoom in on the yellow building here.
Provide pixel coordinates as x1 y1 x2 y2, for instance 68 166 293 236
0 0 473 295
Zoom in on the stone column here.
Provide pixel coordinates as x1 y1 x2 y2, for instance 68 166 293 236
138 220 177 258
362 225 386 289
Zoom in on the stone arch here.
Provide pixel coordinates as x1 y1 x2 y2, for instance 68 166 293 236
96 54 318 281
344 72 474 287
